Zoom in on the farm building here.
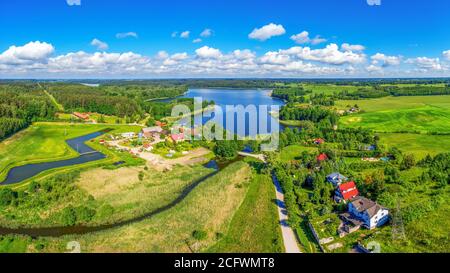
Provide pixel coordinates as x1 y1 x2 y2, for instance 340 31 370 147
326 172 347 187
346 196 389 230
141 126 163 138
335 181 359 202
73 112 89 120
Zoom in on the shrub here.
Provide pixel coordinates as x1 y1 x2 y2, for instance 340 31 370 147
192 230 207 240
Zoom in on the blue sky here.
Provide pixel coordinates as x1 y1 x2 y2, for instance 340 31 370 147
0 0 449 78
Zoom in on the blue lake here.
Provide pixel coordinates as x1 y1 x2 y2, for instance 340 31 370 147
175 88 286 136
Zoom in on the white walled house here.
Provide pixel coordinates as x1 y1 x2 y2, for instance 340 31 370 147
326 172 348 187
121 132 135 139
348 196 389 229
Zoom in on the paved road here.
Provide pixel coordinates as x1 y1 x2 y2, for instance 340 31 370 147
272 174 302 253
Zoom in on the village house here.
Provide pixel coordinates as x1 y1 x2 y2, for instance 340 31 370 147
313 138 325 145
155 121 167 127
326 172 348 187
141 126 163 138
316 153 328 162
121 132 135 139
73 112 90 121
169 133 185 143
347 196 389 229
335 181 359 202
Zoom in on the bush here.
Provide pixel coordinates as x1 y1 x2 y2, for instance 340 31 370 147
60 206 77 226
192 230 207 240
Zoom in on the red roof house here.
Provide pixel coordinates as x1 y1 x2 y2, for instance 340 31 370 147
336 181 359 201
170 133 185 143
73 112 89 120
314 138 325 145
316 153 328 162
155 121 167 127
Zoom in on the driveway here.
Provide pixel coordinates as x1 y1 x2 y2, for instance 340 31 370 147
272 174 302 253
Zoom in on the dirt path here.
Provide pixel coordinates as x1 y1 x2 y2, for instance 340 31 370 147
272 174 302 253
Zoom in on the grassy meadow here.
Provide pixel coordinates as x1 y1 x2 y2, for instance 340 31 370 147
209 165 283 253
337 95 450 133
0 164 213 228
378 133 450 159
0 122 143 185
34 161 253 253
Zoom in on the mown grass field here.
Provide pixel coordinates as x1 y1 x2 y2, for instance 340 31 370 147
208 169 283 253
33 161 253 253
279 145 318 161
378 133 450 159
0 122 143 184
337 95 450 133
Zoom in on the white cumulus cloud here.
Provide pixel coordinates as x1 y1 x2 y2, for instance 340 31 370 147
406 57 444 71
195 46 222 59
90 39 109 50
193 38 202 43
341 43 365 52
290 31 327 45
371 53 401 67
0 41 54 65
248 23 286 41
279 44 366 65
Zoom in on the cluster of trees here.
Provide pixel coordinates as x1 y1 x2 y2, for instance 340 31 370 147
334 88 390 99
334 85 450 99
271 87 310 102
387 86 450 96
143 98 215 121
0 84 56 140
279 106 338 127
0 171 101 226
309 93 335 106
420 153 450 187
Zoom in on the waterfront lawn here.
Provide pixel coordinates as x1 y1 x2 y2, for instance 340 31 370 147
35 161 252 253
0 122 142 183
208 169 283 252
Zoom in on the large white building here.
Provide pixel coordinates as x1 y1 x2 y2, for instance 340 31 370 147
348 196 389 229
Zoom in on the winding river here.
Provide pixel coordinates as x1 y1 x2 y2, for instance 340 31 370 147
0 131 107 185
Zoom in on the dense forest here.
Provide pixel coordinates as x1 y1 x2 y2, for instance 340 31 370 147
0 84 56 140
279 105 338 127
43 83 189 120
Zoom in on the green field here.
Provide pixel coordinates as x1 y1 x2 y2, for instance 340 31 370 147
0 122 143 185
209 170 283 253
338 95 450 133
279 145 318 161
378 133 450 159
